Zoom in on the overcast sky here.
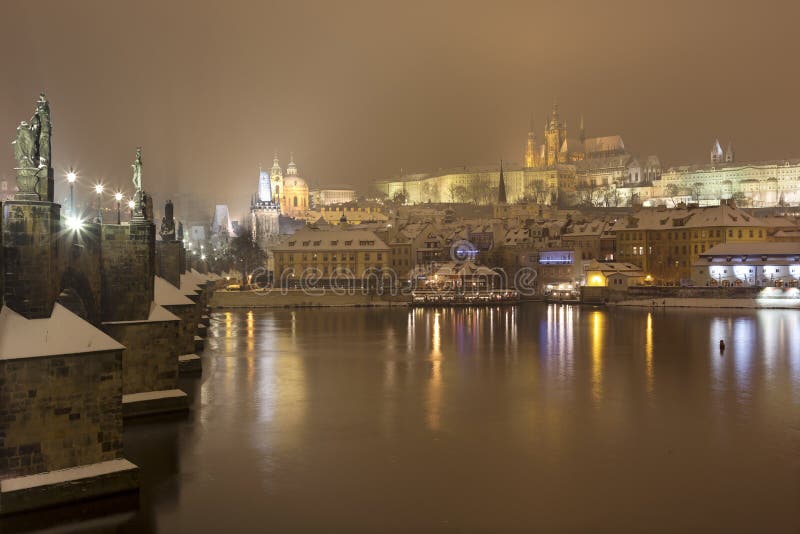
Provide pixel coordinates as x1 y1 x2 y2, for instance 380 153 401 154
2 0 799 220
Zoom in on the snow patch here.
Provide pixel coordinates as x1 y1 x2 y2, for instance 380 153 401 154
0 304 125 360
1 459 137 493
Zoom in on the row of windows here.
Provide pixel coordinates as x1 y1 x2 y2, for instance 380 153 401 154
282 252 383 262
619 228 764 241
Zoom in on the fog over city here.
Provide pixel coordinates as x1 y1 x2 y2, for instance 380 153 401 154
2 0 800 219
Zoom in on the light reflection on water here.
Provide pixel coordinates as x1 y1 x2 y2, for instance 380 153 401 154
12 303 798 533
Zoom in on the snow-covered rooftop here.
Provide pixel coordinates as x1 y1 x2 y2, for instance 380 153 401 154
0 303 125 360
700 242 800 257
154 276 195 306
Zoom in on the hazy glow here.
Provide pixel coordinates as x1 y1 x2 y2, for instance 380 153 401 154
94 183 104 194
65 215 84 231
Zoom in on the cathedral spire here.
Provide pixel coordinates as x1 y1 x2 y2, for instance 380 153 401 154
579 115 586 143
498 160 507 204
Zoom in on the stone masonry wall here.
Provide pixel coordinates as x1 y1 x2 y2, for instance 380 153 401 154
101 222 154 322
164 303 198 355
156 241 182 288
102 320 180 395
0 350 124 479
2 201 61 318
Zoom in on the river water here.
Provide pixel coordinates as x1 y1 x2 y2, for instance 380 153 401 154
10 304 800 532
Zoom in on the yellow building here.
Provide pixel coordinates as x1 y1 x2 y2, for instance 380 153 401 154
614 202 783 281
304 205 387 226
272 228 390 287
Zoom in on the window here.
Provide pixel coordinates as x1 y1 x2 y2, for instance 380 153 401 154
293 196 298 207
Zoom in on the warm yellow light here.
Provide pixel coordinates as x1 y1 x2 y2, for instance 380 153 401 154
588 274 605 286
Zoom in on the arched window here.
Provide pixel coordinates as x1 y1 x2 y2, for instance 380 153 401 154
293 196 298 207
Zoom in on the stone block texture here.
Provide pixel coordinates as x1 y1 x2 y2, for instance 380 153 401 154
101 222 154 322
0 350 125 480
2 201 61 319
164 303 199 355
156 241 182 288
102 320 180 395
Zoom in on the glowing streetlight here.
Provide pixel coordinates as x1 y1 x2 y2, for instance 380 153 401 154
66 168 77 217
127 199 135 220
94 184 104 223
114 192 123 224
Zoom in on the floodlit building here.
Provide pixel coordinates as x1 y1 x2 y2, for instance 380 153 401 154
272 227 390 287
310 188 358 206
267 153 310 218
583 261 646 288
612 201 789 281
375 103 657 207
691 242 800 287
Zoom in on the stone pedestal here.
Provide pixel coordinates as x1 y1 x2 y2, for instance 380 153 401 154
155 276 202 376
0 304 139 514
100 222 155 322
2 201 60 318
102 305 188 418
156 240 183 288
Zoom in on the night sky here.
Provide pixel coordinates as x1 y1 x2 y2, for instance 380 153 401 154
2 0 799 220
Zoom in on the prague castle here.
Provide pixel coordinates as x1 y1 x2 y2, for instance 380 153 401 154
374 103 660 207
374 103 800 208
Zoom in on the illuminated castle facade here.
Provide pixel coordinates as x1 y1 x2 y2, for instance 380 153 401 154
375 103 658 206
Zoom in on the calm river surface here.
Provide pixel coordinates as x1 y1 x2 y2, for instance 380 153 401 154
14 304 800 532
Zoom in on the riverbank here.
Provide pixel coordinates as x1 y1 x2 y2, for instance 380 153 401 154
210 289 410 308
612 297 800 309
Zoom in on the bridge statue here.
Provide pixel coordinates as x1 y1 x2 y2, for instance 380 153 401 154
132 146 143 191
160 200 176 241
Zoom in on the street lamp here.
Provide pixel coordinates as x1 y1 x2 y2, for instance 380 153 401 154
114 192 123 224
66 168 77 217
94 184 104 223
127 199 135 220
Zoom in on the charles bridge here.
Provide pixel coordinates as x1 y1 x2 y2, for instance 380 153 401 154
0 94 219 515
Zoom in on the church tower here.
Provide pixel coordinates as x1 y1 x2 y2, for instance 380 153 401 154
270 152 283 203
498 160 507 204
544 102 565 167
725 140 735 163
524 115 537 168
251 165 281 250
579 115 586 143
710 139 724 164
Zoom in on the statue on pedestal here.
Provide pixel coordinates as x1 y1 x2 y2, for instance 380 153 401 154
34 93 52 168
130 147 149 222
177 221 184 241
160 200 176 241
10 93 54 200
13 121 36 168
132 147 143 192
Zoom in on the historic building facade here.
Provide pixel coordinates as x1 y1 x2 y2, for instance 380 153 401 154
374 104 658 207
267 153 309 218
